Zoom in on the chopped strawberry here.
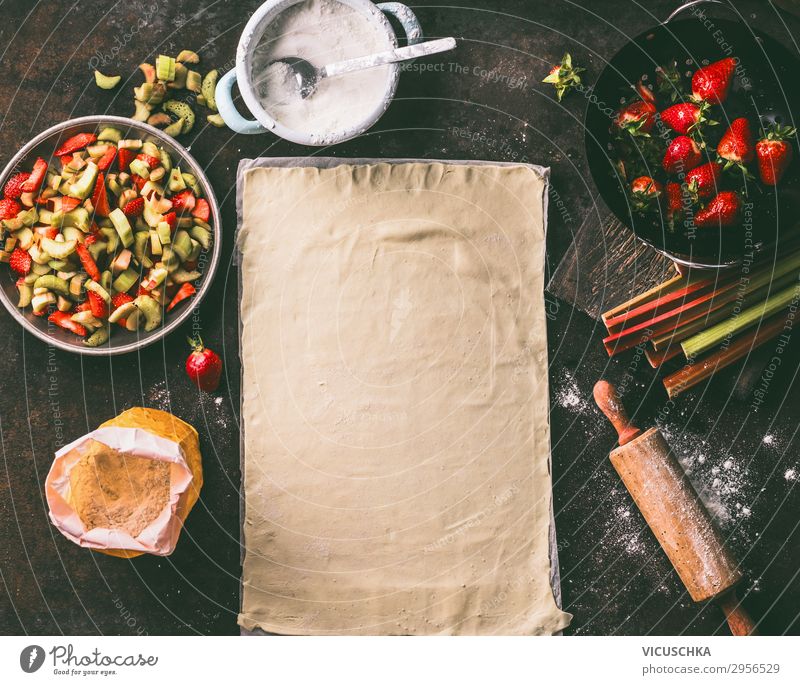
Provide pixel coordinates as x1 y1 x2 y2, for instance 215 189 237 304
34 226 59 240
54 132 97 157
167 282 196 312
9 247 32 275
133 175 146 190
75 242 101 281
111 292 135 327
90 172 111 217
171 189 196 213
122 196 144 217
3 172 31 200
191 198 210 222
136 153 161 168
74 301 92 312
87 290 108 319
0 198 21 220
48 310 87 337
118 148 135 173
137 285 149 297
59 154 73 168
84 234 99 245
50 196 81 213
162 211 177 234
21 158 48 193
96 146 117 171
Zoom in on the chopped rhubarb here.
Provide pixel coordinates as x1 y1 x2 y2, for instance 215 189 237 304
167 282 197 312
54 132 97 157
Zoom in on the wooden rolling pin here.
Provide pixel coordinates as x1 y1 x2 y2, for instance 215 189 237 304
593 380 758 636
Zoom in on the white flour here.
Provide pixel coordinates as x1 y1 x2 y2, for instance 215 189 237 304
251 0 393 142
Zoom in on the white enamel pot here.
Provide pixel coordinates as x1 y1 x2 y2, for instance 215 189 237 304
215 0 423 145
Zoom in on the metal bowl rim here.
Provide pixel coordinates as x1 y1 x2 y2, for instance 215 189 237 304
0 115 222 356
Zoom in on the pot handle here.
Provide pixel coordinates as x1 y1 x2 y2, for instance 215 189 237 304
215 69 268 135
377 3 424 45
664 0 731 23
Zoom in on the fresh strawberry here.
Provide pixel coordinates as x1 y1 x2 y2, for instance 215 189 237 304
691 57 736 104
167 282 196 312
163 211 177 233
191 198 210 222
665 182 684 220
756 124 796 186
615 100 657 136
684 161 722 199
96 146 117 171
660 101 715 135
90 173 111 217
53 132 97 157
48 310 87 337
111 292 135 327
3 172 31 200
185 336 223 392
21 158 47 193
171 189 196 213
541 52 585 102
0 198 21 220
86 290 108 319
630 176 662 213
117 148 135 173
9 247 32 275
75 242 101 282
122 196 144 217
136 153 161 168
694 191 742 228
662 135 702 175
717 117 755 170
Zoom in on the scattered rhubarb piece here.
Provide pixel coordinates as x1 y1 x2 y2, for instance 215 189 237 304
94 71 121 89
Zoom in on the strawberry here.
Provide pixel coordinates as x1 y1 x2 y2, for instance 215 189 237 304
615 100 657 136
75 242 101 282
163 211 177 233
185 336 223 392
117 148 135 173
54 132 97 157
21 158 47 193
54 196 82 213
111 292 135 327
660 101 715 135
755 124 796 186
122 196 144 217
136 153 161 168
542 52 585 102
191 198 210 222
96 145 117 171
630 176 662 213
86 290 108 319
9 247 32 275
0 198 21 220
171 189 196 213
90 173 111 217
167 282 196 312
694 191 742 228
684 161 722 199
691 57 736 104
662 135 702 175
717 117 755 171
665 182 684 220
3 172 30 200
48 310 87 337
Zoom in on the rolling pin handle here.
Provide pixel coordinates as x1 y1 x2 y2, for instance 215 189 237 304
718 590 759 636
593 380 642 446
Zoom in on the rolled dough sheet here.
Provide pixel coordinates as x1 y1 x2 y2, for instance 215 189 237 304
238 160 572 635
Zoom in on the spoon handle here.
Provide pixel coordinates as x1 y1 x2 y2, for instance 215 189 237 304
321 37 457 79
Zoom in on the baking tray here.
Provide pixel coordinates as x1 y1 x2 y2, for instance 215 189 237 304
235 157 566 634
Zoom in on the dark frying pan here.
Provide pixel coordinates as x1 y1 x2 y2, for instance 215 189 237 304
584 0 800 268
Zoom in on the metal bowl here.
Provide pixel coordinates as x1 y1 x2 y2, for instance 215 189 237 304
0 116 221 355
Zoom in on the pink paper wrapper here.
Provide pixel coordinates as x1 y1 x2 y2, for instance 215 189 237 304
46 426 194 556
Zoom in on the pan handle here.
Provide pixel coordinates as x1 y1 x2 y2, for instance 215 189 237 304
664 0 731 24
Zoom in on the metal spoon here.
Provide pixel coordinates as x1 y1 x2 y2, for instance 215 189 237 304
273 36 457 99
